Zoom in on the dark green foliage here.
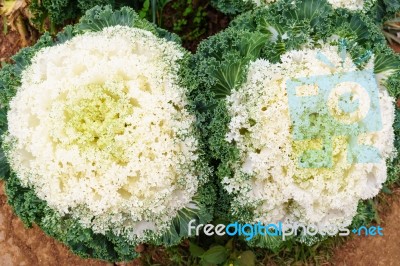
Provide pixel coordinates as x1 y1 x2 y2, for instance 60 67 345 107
378 0 400 16
351 200 378 229
42 0 79 27
211 0 254 15
28 0 136 32
29 0 84 31
330 11 385 47
164 0 208 43
213 0 400 21
78 0 116 12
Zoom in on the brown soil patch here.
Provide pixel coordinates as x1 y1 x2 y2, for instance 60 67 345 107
333 190 400 266
0 20 28 64
390 42 400 53
0 181 118 266
0 33 20 64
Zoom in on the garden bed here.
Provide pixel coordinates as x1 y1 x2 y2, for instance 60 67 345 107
1 1 400 265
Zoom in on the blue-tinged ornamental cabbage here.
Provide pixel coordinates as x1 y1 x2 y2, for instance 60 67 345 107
224 44 395 227
189 0 400 249
0 6 213 262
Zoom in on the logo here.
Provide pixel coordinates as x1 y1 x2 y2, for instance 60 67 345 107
188 220 383 241
286 48 382 168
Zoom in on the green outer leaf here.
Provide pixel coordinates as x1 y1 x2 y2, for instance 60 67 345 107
238 32 269 60
282 0 332 28
162 196 214 246
76 5 181 44
209 58 248 98
236 250 256 266
189 242 206 257
383 0 400 13
330 11 384 46
246 234 286 253
374 48 400 74
139 0 150 18
200 245 229 264
211 0 254 15
76 5 156 33
55 25 75 44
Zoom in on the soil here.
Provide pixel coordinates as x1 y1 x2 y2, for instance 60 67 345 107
0 181 114 266
333 189 400 266
0 24 23 64
1 12 400 266
390 42 400 53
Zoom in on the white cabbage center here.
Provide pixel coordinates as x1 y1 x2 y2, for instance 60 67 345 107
6 26 199 239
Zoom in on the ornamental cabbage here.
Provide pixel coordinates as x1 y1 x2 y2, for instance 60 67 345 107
212 0 379 15
188 0 400 249
0 6 213 261
224 44 395 228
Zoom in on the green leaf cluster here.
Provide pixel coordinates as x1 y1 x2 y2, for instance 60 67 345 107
212 0 400 20
29 0 118 31
211 0 255 16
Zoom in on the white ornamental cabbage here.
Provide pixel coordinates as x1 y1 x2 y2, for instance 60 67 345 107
5 25 202 240
247 0 375 11
212 0 378 17
224 44 396 227
326 0 376 11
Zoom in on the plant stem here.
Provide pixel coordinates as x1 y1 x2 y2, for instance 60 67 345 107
151 0 157 24
2 16 8 34
16 16 28 47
